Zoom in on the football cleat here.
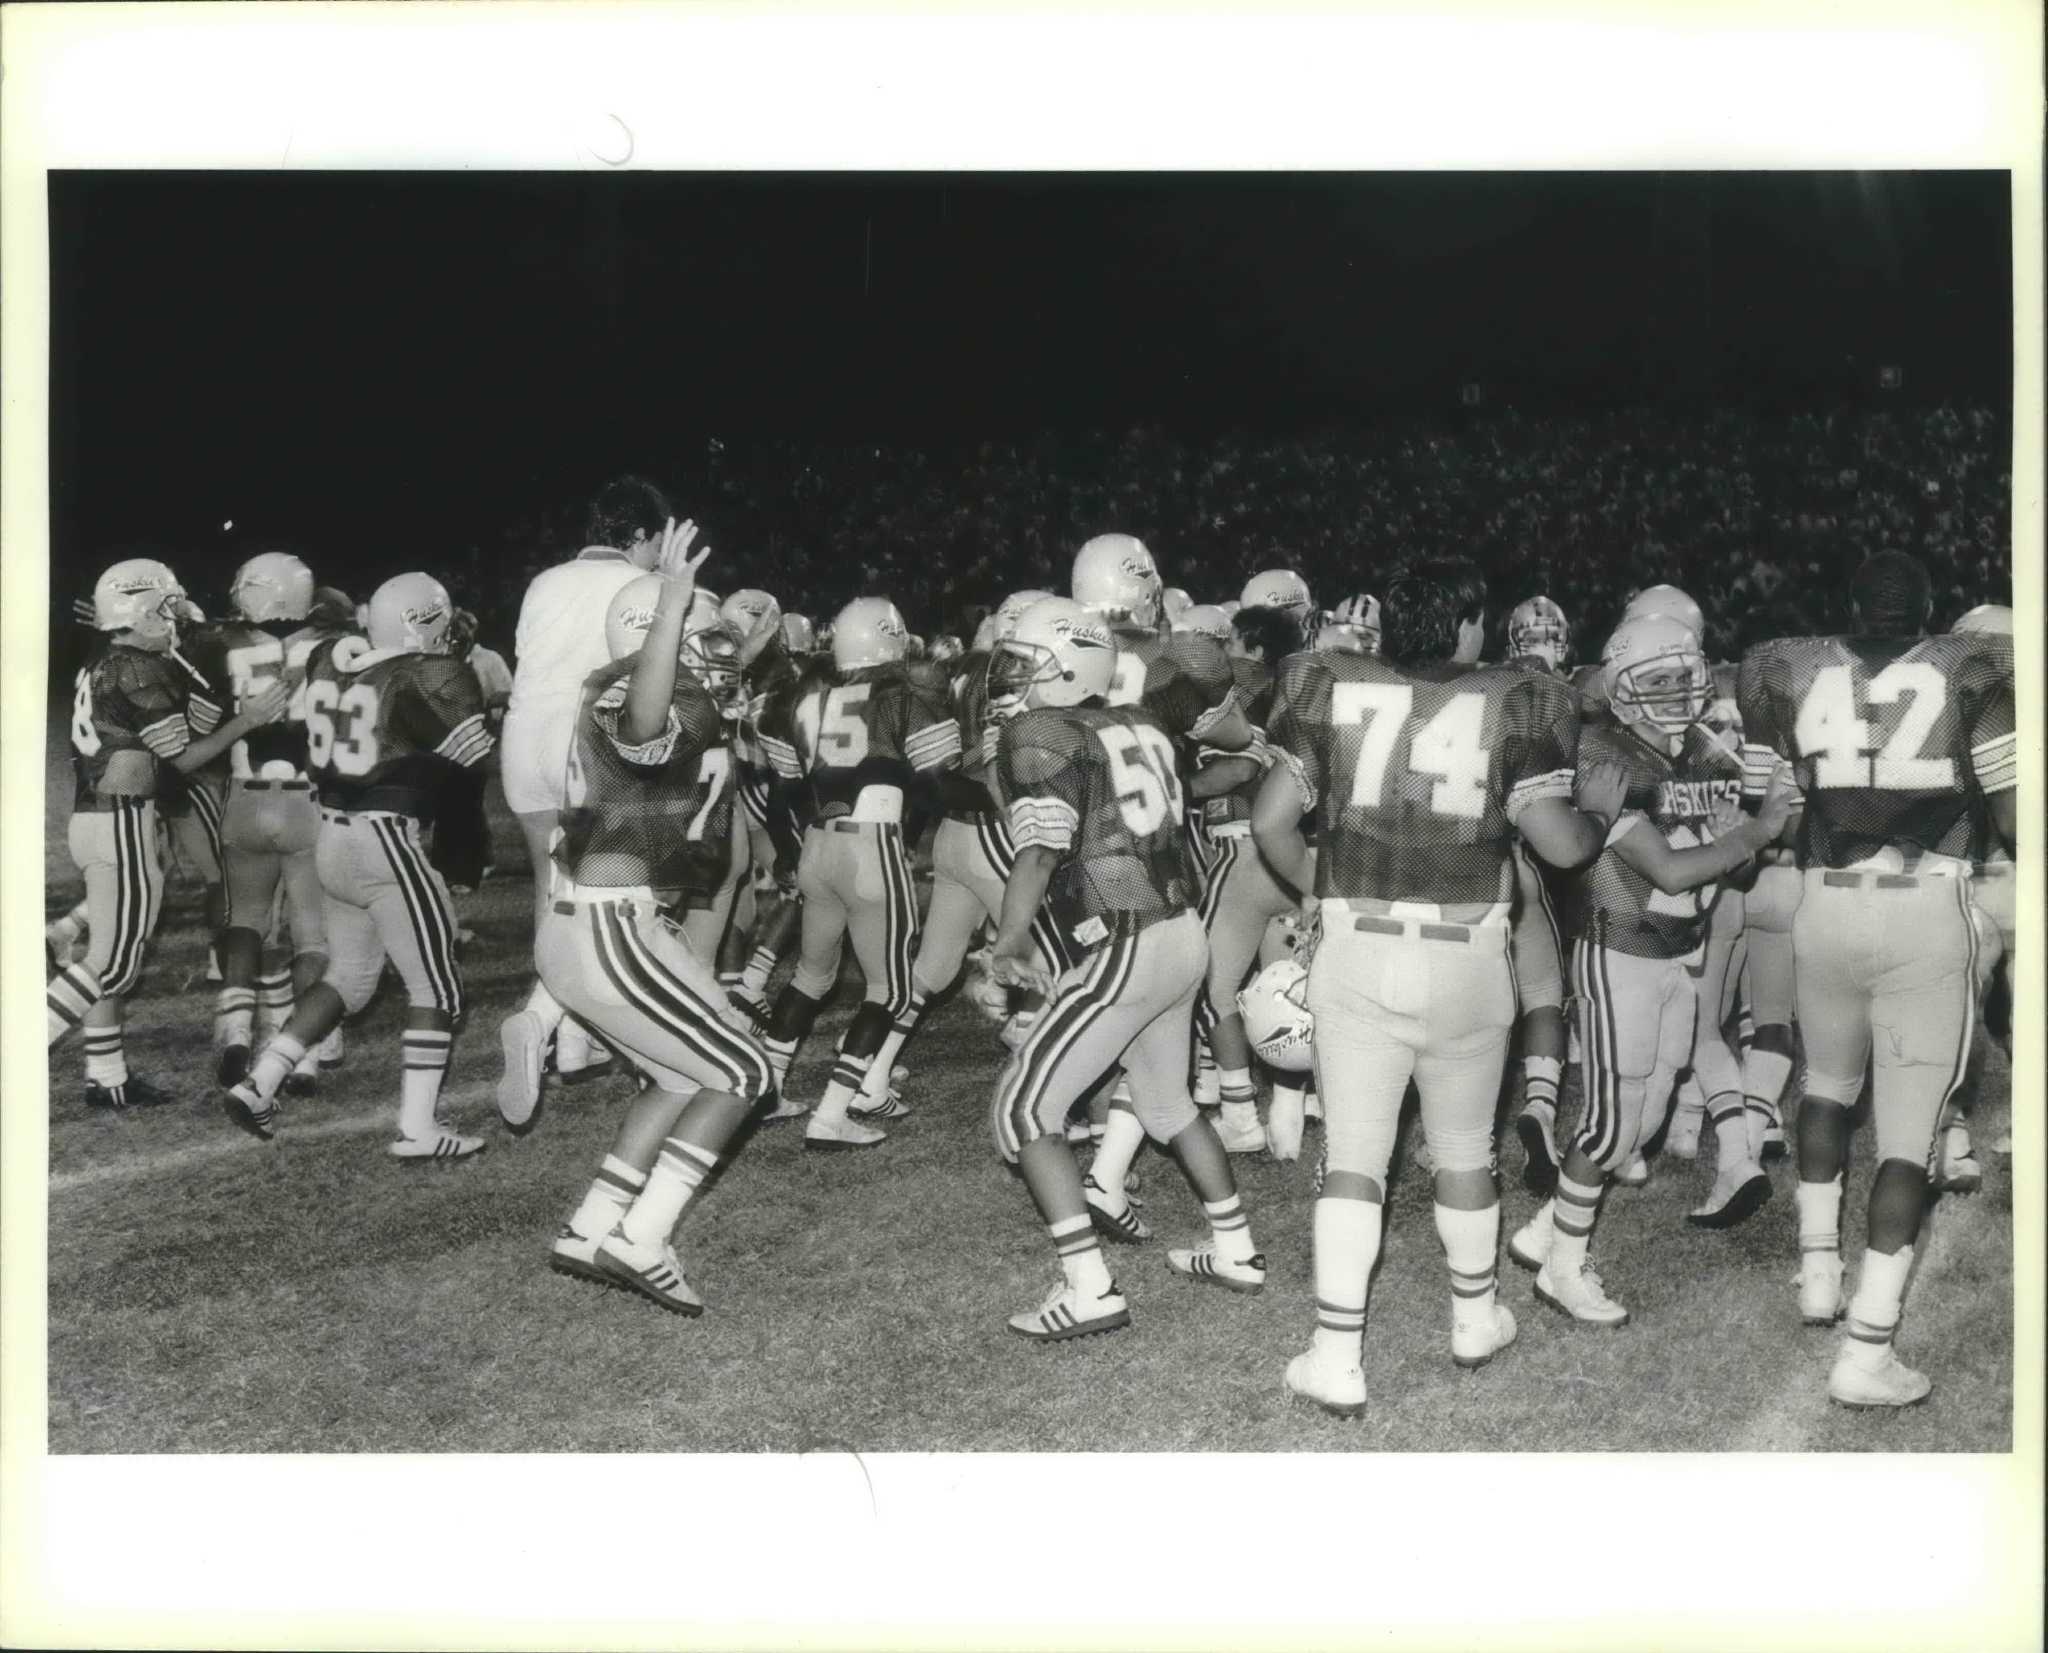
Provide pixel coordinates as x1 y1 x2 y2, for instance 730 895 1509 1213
1284 1347 1367 1418
1214 1108 1268 1156
223 1080 278 1140
1798 1254 1846 1326
849 1088 910 1123
96 1075 179 1110
1007 1277 1131 1342
1083 1174 1151 1244
1167 1246 1267 1295
1267 1086 1306 1163
1614 1154 1650 1189
1516 1103 1560 1194
549 1225 612 1287
803 1113 886 1152
317 1026 346 1069
1687 1164 1772 1229
387 1129 485 1164
496 1009 548 1132
216 1044 252 1090
281 1069 320 1100
1534 1262 1630 1328
595 1232 705 1317
1828 1346 1931 1410
1451 1304 1519 1371
759 1092 807 1124
726 983 770 1025
1508 1204 1554 1272
1931 1125 1982 1195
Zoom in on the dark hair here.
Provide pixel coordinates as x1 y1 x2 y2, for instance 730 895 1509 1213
1381 558 1488 666
1849 551 1932 635
585 474 674 552
1230 603 1305 663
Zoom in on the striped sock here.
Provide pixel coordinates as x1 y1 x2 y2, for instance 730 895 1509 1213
569 1155 647 1240
247 1034 307 1101
399 1026 454 1138
764 1034 799 1093
215 986 257 1051
1312 1196 1381 1361
254 970 293 1043
1203 1194 1257 1265
1219 1077 1260 1131
1088 1106 1146 1198
621 1136 721 1247
1050 1214 1113 1297
1523 1055 1562 1111
1795 1176 1843 1261
1550 1173 1605 1271
815 1049 874 1124
83 1026 128 1090
1735 1005 1756 1054
1842 1245 1913 1370
857 990 928 1106
740 944 780 996
47 963 101 1044
1706 1091 1749 1170
1434 1202 1500 1328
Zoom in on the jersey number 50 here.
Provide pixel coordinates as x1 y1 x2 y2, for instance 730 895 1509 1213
305 680 381 777
1097 725 1183 836
1332 683 1488 820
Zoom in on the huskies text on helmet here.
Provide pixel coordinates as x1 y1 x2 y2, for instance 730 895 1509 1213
986 596 1117 719
366 573 455 655
91 558 189 647
1240 568 1314 619
1174 603 1233 644
1071 534 1164 632
832 597 911 671
1237 958 1314 1073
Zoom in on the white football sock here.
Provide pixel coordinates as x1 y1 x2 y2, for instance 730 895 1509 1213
1311 1196 1381 1361
1434 1202 1500 1328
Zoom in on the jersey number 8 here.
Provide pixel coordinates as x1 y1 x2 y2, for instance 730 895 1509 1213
305 679 381 777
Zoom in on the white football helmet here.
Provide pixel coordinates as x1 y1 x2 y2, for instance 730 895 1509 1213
994 588 1056 643
1162 586 1195 625
832 597 911 671
91 558 188 645
971 614 1000 652
1241 569 1314 620
1175 603 1233 643
682 614 745 708
1603 614 1710 741
721 587 781 644
986 597 1118 718
366 573 454 655
1071 534 1164 632
230 551 315 624
782 613 817 655
1218 599 1242 619
1952 603 2012 637
1507 594 1570 669
1622 583 1706 643
1317 593 1382 656
1237 958 1314 1073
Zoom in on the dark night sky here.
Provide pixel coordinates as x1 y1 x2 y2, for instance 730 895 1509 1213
49 170 2011 568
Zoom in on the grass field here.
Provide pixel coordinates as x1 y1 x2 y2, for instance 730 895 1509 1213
41 727 2014 1454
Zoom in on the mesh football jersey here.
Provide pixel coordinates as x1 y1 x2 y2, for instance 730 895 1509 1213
180 618 349 779
1196 655 1278 829
932 647 1007 820
1104 628 1239 744
69 642 192 805
556 659 732 894
998 703 1197 944
1738 633 2015 870
1563 721 1744 959
1266 654 1579 906
758 661 961 819
303 640 493 817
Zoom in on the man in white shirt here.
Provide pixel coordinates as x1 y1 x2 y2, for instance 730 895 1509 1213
497 476 674 1118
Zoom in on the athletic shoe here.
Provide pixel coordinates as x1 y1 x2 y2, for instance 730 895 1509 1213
223 1080 278 1140
548 1225 612 1287
1533 1261 1629 1327
1687 1163 1772 1229
281 1069 320 1100
1284 1347 1367 1418
849 1088 910 1123
727 983 770 1025
1508 1205 1554 1272
496 1009 547 1132
556 1053 615 1088
1006 1278 1130 1342
1215 1109 1268 1156
1614 1155 1650 1189
1083 1174 1151 1244
1665 1110 1703 1161
387 1129 485 1164
1452 1303 1519 1370
1516 1103 1559 1193
85 1077 176 1110
595 1232 705 1316
1798 1254 1845 1326
1166 1246 1267 1295
1759 1114 1788 1162
1931 1126 1982 1195
759 1092 808 1124
803 1113 886 1152
1267 1086 1306 1162
216 1044 252 1089
317 1026 346 1069
1828 1346 1931 1410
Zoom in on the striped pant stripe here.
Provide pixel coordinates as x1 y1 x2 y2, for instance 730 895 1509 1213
597 907 775 1099
187 779 225 869
371 817 462 1017
1927 876 1983 1139
1571 941 1625 1168
992 926 1140 1161
102 799 155 996
977 811 1071 974
876 826 919 1019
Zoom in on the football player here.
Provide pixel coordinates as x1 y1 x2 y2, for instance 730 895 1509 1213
986 598 1265 1339
1740 554 2014 1407
1240 568 1316 632
753 596 962 1149
48 559 290 1107
1315 594 1382 657
1253 558 1629 1415
539 534 778 1313
224 573 495 1159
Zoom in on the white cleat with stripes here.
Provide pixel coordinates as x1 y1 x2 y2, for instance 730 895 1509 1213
1285 1347 1367 1418
1508 1204 1553 1273
548 1225 610 1287
595 1232 705 1317
804 1112 886 1152
1083 1174 1151 1243
1166 1245 1267 1295
387 1129 485 1164
849 1087 910 1123
1214 1109 1268 1156
1007 1278 1130 1342
223 1080 279 1142
496 1009 548 1131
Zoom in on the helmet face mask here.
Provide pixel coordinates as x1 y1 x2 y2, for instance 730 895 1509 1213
1317 593 1381 656
93 558 187 649
1603 616 1709 744
987 597 1116 719
682 623 744 708
1507 595 1570 668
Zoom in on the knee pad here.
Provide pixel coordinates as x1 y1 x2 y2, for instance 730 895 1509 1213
1421 1119 1495 1176
1803 1066 1866 1108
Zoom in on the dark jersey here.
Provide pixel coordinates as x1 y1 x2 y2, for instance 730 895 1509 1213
758 660 961 821
934 648 1005 819
69 642 192 805
997 703 1196 947
1563 721 1745 959
303 639 493 818
556 660 731 894
1105 628 1239 744
1195 655 1279 830
1266 653 1579 907
1738 633 2015 871
180 618 349 780
736 642 801 776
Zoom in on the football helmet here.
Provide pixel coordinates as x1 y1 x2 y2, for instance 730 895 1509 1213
721 587 781 645
1506 594 1570 669
366 573 454 655
91 558 188 645
782 613 817 655
1071 534 1164 632
1621 583 1706 643
1603 614 1710 741
1237 958 1314 1073
1162 586 1195 625
1317 593 1382 656
832 597 911 671
230 551 315 624
986 597 1117 718
994 587 1057 643
604 574 665 661
682 615 745 707
1175 603 1233 643
1241 569 1314 620
1952 603 2013 637
971 614 1000 652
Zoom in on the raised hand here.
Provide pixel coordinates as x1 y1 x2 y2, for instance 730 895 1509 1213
655 517 710 592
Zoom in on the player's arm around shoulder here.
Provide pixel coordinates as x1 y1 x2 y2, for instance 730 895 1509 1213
1510 675 1617 874
1166 630 1252 751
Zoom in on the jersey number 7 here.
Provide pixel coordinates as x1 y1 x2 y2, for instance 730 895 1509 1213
1332 682 1488 819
